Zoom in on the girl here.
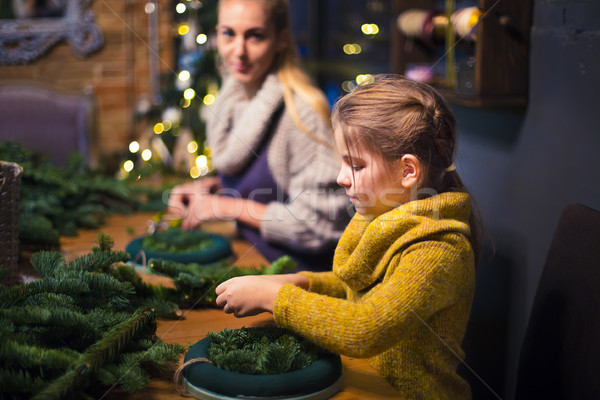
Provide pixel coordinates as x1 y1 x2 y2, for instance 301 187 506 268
168 0 350 271
215 74 482 399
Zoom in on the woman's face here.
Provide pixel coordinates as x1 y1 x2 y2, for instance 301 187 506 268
216 0 285 97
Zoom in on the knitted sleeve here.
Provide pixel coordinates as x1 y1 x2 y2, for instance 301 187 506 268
273 236 473 358
260 96 351 253
299 271 347 298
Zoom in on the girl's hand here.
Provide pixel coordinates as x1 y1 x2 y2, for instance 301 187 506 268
215 276 283 317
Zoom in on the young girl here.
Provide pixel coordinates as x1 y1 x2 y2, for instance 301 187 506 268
216 74 482 399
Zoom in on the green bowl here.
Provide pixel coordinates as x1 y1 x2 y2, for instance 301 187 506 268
182 334 343 399
126 229 232 265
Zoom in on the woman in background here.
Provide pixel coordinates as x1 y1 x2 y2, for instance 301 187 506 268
168 0 350 271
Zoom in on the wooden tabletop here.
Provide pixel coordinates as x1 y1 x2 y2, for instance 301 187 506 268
60 213 402 399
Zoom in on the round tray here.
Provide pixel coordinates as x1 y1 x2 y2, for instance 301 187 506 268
182 336 343 400
126 230 232 265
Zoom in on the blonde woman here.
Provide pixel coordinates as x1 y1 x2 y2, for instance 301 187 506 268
168 0 350 270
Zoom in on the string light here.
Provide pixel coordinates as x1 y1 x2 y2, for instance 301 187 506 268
356 74 374 85
343 43 362 55
163 120 172 131
123 160 134 172
141 149 152 161
187 141 198 153
203 94 215 105
178 70 191 81
190 166 201 179
144 2 155 14
129 141 140 153
175 3 186 13
183 88 196 100
361 23 380 35
153 123 164 134
196 34 208 45
196 155 208 168
178 24 190 36
342 81 356 93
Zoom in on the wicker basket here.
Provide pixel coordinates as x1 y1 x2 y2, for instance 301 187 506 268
0 161 23 280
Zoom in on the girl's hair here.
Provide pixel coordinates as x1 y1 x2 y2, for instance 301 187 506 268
218 0 332 140
332 74 483 262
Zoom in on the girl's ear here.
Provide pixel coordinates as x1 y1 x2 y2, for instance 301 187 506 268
400 154 421 189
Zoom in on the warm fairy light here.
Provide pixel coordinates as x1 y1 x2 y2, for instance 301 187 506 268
342 81 356 93
361 23 379 35
183 88 196 100
144 2 155 14
190 166 201 179
203 145 212 157
180 98 191 108
196 34 208 45
187 141 199 153
153 123 164 134
196 155 208 168
163 120 172 131
178 24 190 36
178 70 191 81
356 74 374 85
129 141 140 153
141 149 152 161
343 43 362 55
203 94 215 105
123 160 134 172
175 2 186 13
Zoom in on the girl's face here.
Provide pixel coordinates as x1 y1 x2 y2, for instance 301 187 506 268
217 0 285 97
334 127 408 218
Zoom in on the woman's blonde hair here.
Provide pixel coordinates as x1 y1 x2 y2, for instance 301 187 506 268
332 74 483 261
218 0 332 140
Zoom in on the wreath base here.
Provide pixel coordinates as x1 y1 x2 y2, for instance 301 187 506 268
183 374 344 400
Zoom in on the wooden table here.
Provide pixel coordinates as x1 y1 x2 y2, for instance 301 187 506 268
60 213 402 399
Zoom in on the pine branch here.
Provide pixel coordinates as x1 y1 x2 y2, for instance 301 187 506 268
0 369 49 396
0 339 79 371
32 309 156 400
206 327 323 375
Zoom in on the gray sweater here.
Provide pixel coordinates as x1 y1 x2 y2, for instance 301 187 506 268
205 73 351 253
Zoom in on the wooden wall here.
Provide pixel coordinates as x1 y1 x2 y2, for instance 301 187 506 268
0 0 174 168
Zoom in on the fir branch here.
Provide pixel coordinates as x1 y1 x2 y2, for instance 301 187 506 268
67 250 130 274
32 309 156 400
0 369 49 395
0 306 87 328
29 251 67 279
20 293 79 311
0 340 80 371
206 327 324 375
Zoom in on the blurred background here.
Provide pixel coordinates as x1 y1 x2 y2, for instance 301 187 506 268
1 1 599 398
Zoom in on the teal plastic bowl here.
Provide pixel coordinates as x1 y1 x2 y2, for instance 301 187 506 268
126 229 232 265
182 333 343 399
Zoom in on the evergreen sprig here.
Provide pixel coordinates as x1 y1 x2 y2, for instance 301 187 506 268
207 327 324 375
148 255 297 307
0 233 186 399
0 141 167 251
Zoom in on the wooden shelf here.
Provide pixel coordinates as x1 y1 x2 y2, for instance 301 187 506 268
391 0 531 108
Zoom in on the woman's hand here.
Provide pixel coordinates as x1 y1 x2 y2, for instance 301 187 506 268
167 179 268 230
215 276 283 317
166 179 222 229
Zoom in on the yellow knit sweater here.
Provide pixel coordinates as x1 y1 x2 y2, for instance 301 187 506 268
273 192 475 400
